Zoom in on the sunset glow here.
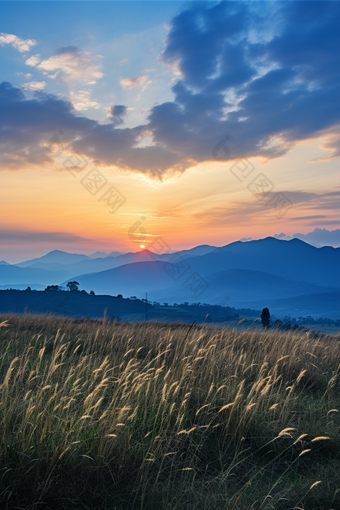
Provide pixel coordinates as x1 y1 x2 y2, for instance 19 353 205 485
0 1 339 262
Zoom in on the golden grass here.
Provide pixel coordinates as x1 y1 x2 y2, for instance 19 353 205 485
0 313 340 509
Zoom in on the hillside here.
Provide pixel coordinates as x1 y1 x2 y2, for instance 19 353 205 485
0 315 339 509
0 290 210 323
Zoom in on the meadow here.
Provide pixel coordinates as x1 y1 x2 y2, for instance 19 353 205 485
0 314 339 510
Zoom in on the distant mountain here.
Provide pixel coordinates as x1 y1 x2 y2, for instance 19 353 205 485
89 251 124 259
175 237 340 287
161 244 217 260
88 251 110 258
5 237 340 318
61 261 168 297
17 250 90 268
61 237 340 318
0 261 10 265
55 250 162 279
108 251 126 258
149 269 332 305
14 249 161 280
12 247 215 281
0 264 69 286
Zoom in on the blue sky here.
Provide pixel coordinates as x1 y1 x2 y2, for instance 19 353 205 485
0 1 340 261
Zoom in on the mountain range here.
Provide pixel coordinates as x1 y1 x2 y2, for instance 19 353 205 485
1 237 340 319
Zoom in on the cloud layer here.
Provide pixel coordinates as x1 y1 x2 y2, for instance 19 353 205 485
1 2 340 178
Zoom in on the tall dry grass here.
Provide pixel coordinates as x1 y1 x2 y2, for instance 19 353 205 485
0 313 339 509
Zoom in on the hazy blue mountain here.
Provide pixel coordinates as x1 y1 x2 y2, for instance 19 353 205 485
174 237 340 287
0 261 10 265
161 244 217 260
6 237 340 318
88 251 110 258
148 269 332 305
61 261 332 305
55 250 161 278
61 238 340 318
61 261 168 297
17 249 90 268
0 264 69 286
88 251 124 258
14 250 158 279
14 246 215 275
65 237 340 294
108 251 126 257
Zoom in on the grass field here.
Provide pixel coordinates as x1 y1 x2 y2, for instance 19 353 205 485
0 313 339 510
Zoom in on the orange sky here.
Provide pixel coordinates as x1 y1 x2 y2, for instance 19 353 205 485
1 134 339 263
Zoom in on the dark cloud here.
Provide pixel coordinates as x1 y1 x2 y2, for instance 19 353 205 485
1 2 339 178
108 105 127 125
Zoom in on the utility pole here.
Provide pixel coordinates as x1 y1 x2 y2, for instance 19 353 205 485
145 292 148 321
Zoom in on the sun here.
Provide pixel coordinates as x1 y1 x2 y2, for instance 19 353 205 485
140 244 145 249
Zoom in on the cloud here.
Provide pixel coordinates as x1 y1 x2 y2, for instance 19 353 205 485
251 228 340 247
70 90 100 111
1 2 340 179
0 229 91 244
108 105 128 125
120 76 147 89
275 228 340 248
16 72 32 78
310 128 340 162
0 81 183 178
25 54 41 66
0 81 93 169
0 33 36 52
21 81 47 91
27 46 103 83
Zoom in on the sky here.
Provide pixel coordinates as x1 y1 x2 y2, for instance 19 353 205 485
0 1 340 262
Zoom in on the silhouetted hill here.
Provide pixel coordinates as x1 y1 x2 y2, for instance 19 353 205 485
0 290 212 323
0 290 148 320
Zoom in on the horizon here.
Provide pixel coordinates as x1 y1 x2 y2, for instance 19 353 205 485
2 231 340 265
1 1 340 262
